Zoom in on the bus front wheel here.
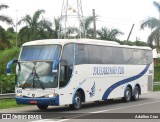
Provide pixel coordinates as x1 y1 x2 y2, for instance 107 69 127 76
70 92 82 110
37 105 48 110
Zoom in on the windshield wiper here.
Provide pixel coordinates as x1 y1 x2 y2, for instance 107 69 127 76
22 66 45 90
33 72 45 90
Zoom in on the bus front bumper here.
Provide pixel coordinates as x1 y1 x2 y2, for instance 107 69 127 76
16 96 59 106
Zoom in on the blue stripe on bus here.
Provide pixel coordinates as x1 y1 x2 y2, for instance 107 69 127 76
102 64 150 100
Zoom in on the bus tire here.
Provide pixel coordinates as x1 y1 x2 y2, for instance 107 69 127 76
37 105 48 110
70 92 82 110
132 86 140 101
123 87 131 102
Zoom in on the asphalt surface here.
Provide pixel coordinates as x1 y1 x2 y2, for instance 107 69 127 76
1 91 160 122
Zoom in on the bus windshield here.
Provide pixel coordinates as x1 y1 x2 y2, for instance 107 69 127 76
16 62 58 89
16 45 61 89
20 45 61 61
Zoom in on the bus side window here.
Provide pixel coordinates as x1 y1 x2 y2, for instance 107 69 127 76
75 44 88 64
60 44 74 88
123 48 134 64
133 49 142 64
142 50 152 64
59 65 67 87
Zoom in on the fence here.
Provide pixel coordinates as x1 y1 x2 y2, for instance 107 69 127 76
153 82 160 86
0 93 15 99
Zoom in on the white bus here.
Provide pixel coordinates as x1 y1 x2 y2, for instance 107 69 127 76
7 39 153 110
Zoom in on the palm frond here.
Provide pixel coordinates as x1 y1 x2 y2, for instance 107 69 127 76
153 1 160 14
54 17 61 31
66 27 78 34
83 16 94 30
109 29 124 38
18 15 32 27
39 19 53 32
147 27 160 49
32 9 45 25
0 4 8 10
0 15 13 25
140 17 160 30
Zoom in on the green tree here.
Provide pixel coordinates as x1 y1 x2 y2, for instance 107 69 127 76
141 1 160 51
0 4 13 49
65 16 94 39
97 27 124 41
0 47 19 93
18 9 53 45
6 27 16 47
0 26 10 50
82 16 94 38
53 17 61 39
0 4 13 25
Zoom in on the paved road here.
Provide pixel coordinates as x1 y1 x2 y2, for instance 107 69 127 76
1 91 160 122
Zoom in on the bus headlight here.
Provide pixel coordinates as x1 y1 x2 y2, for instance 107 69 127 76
16 94 23 97
45 93 58 98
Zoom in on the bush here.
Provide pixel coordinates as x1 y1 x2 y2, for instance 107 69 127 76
154 66 160 81
0 48 20 93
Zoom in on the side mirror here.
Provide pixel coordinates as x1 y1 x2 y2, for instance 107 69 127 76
6 59 18 75
52 58 61 73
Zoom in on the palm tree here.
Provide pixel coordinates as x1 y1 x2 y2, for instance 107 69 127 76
81 16 94 38
0 26 10 50
97 27 124 41
140 1 160 51
0 4 13 25
53 17 61 39
18 9 53 43
0 4 13 49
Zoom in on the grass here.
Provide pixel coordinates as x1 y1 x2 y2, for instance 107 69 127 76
153 85 160 91
0 98 24 109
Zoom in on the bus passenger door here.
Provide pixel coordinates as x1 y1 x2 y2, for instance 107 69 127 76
59 43 74 105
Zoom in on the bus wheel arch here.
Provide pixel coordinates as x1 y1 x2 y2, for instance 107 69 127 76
70 88 85 110
77 88 85 102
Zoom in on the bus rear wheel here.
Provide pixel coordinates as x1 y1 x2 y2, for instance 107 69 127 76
123 87 131 102
70 92 82 110
132 86 140 101
37 105 48 110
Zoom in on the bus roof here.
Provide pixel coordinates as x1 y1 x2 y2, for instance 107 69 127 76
22 39 151 50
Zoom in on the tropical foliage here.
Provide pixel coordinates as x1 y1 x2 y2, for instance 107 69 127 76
141 1 160 51
0 26 16 49
82 16 94 38
97 27 124 41
0 48 19 93
0 4 13 25
0 4 13 50
18 9 54 46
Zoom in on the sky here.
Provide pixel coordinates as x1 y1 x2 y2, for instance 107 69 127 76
0 0 159 42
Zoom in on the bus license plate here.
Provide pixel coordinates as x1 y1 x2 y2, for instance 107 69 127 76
30 100 37 104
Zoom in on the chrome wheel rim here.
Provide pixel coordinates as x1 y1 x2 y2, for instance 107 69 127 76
134 88 139 99
126 90 131 101
74 96 81 108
